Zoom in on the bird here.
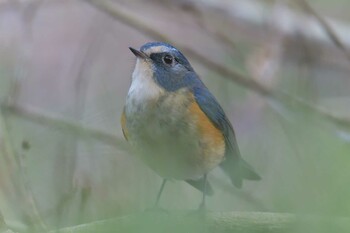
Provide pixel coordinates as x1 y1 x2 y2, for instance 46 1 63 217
121 42 260 209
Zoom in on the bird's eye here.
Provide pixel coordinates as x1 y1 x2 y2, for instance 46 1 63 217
163 55 174 65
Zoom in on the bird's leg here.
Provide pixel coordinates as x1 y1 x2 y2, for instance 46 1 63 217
154 179 167 208
198 174 207 210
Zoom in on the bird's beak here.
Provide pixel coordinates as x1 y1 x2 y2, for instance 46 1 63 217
129 47 148 59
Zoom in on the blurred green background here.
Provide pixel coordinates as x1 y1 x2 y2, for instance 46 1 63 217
0 0 350 232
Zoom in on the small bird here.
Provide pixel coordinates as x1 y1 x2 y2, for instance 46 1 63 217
121 42 260 209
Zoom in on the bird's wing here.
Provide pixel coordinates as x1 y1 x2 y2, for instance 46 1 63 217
121 108 129 141
192 86 238 157
192 86 261 188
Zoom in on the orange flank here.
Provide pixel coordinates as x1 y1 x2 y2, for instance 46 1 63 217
188 98 226 164
121 110 129 141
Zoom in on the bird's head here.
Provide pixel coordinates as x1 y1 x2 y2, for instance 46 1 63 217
129 42 200 92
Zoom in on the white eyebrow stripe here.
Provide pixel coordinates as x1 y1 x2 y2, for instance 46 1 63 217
143 45 177 55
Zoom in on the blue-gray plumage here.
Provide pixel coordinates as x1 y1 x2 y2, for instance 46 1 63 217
122 42 260 209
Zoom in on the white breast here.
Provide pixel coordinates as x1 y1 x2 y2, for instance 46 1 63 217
126 58 164 110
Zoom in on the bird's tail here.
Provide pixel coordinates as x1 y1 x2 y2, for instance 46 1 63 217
220 157 261 188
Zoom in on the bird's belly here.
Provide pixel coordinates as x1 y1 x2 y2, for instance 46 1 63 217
125 96 225 180
128 116 203 179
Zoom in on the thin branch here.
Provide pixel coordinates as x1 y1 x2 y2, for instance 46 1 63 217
297 0 350 61
83 0 350 129
1 103 130 152
50 211 350 233
0 108 47 232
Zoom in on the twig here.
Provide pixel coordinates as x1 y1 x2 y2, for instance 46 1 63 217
50 211 350 233
82 0 350 129
297 0 350 61
0 107 48 232
1 104 130 152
